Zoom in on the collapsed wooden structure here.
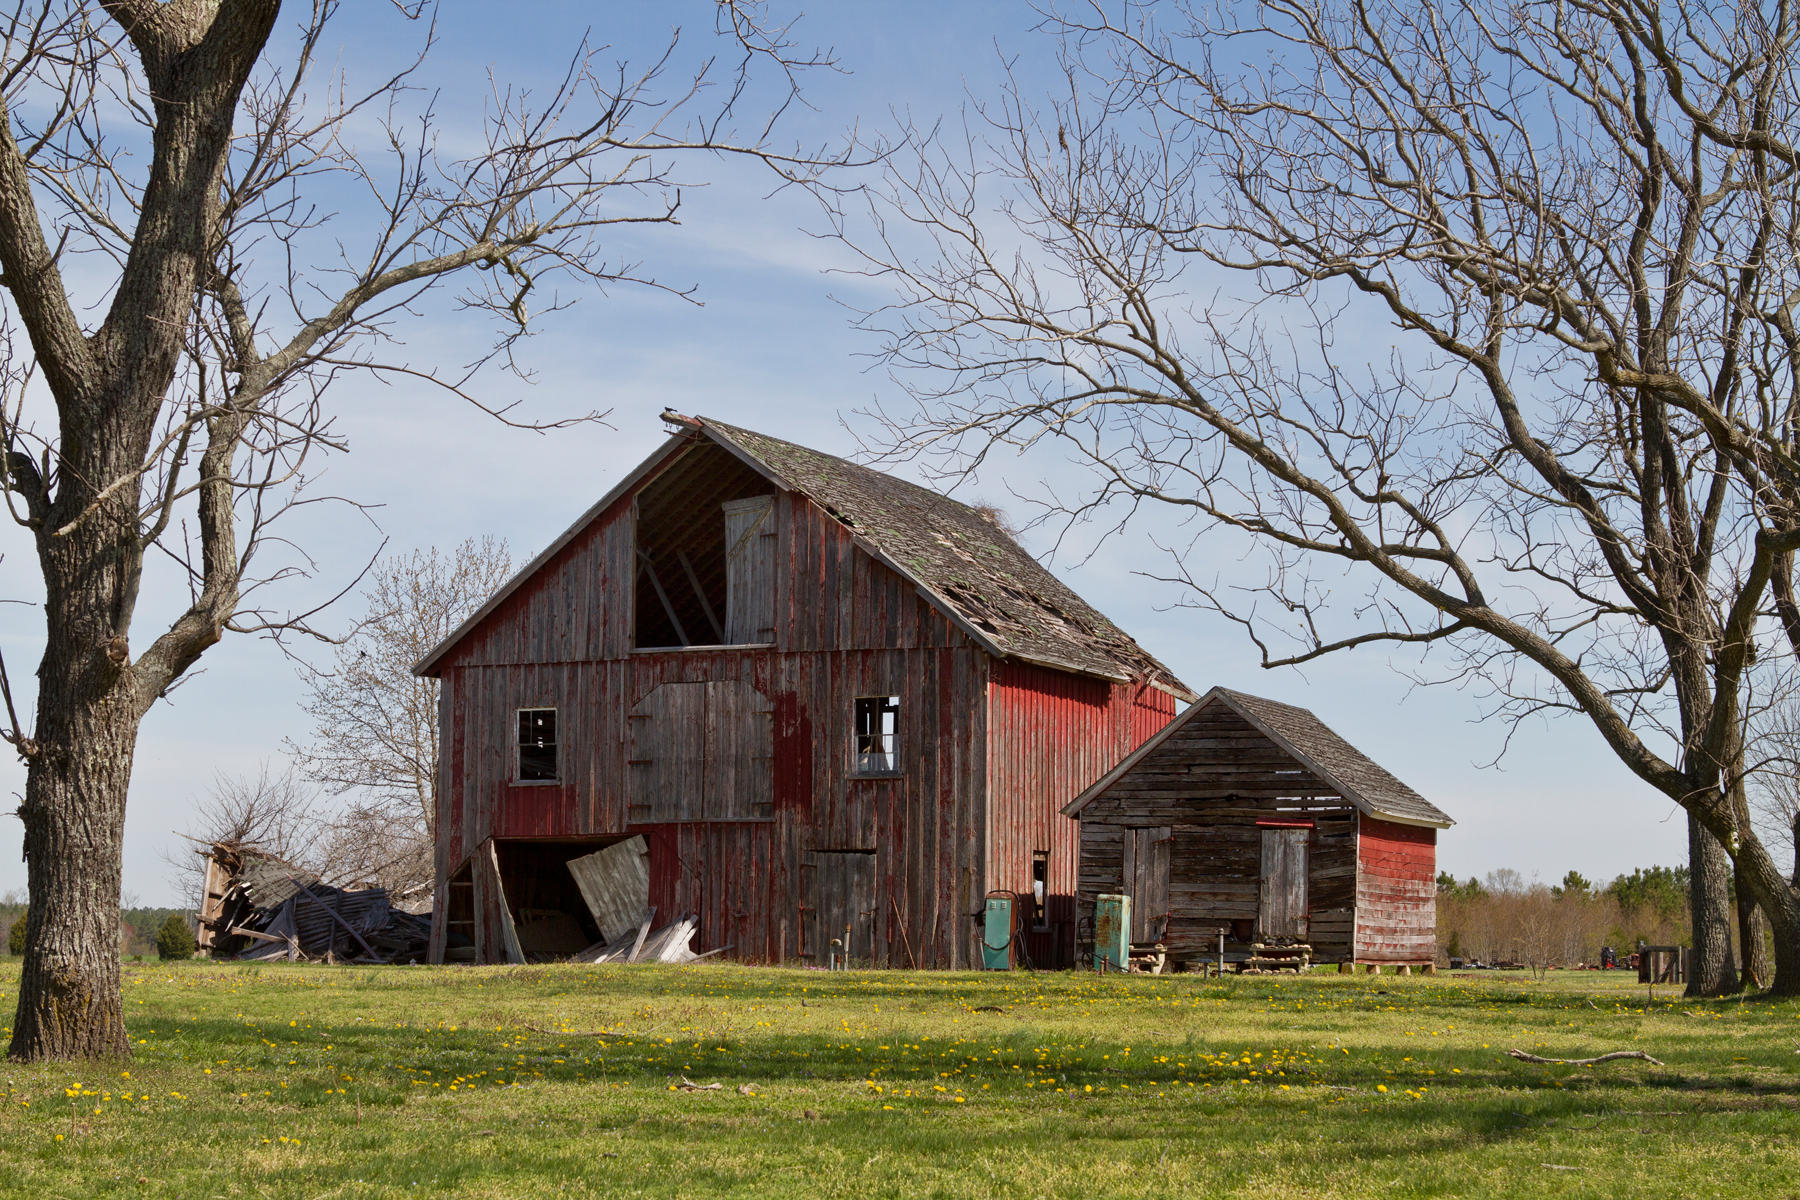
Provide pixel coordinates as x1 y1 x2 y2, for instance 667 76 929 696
417 414 1191 968
1065 687 1452 972
195 842 434 963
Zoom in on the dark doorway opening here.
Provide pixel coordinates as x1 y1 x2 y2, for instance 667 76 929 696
495 836 638 960
634 442 774 648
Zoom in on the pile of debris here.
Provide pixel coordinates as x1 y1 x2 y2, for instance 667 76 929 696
196 841 435 964
565 909 714 965
541 838 720 965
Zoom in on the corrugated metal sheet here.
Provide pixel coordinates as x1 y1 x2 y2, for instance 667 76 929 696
987 663 1176 966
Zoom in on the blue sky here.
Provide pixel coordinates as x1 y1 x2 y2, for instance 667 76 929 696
0 2 1688 905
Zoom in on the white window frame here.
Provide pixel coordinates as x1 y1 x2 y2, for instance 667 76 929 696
851 694 901 777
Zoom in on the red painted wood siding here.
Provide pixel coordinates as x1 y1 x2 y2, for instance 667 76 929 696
1354 815 1437 963
986 663 1177 965
434 485 993 968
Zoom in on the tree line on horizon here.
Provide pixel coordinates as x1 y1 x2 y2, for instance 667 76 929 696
1435 866 1722 972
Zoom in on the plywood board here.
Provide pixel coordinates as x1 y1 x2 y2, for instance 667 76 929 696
566 836 651 946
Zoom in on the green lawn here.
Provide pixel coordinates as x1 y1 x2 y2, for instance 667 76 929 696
0 962 1794 1198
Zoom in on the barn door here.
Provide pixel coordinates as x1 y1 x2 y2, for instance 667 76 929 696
1122 827 1171 943
1257 827 1310 940
723 495 776 644
805 851 877 965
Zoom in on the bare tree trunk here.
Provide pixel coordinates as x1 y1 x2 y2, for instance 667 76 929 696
1738 890 1773 991
12 528 142 1059
1688 815 1737 997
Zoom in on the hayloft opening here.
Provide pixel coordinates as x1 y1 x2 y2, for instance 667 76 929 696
633 442 776 649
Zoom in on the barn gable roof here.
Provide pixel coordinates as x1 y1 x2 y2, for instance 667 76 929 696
1062 686 1453 828
416 414 1191 696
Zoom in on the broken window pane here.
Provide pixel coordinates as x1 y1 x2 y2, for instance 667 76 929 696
518 708 558 781
852 695 900 775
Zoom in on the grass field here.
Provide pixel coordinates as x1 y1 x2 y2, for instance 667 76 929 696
0 962 1794 1198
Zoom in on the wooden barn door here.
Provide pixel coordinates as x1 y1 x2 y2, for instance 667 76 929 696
723 496 776 644
803 851 877 966
1123 827 1171 943
1257 827 1310 940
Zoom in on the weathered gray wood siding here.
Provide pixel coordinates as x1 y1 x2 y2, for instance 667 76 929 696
1072 702 1358 963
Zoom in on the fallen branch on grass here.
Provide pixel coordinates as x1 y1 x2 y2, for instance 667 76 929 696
1505 1049 1663 1067
519 1023 630 1038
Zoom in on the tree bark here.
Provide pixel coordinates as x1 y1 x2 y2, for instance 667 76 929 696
1687 814 1738 997
1792 811 1800 887
1738 890 1773 991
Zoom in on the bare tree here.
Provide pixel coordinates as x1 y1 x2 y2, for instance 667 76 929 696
165 763 321 907
288 536 513 898
846 0 1800 994
0 1 858 1060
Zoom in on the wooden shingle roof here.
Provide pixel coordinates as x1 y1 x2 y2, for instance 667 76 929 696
1063 685 1453 828
700 418 1189 694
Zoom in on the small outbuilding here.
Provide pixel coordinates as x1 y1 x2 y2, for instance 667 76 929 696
1064 687 1452 972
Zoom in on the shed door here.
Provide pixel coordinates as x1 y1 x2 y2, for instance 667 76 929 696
804 851 877 965
1257 827 1310 940
1123 826 1171 943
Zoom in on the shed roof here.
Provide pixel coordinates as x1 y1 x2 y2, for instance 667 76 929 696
1063 686 1453 828
417 414 1191 695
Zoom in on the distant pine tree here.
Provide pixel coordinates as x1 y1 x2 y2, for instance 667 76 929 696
155 914 196 962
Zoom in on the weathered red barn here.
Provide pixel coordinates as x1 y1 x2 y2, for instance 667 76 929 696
416 414 1192 967
1064 687 1451 971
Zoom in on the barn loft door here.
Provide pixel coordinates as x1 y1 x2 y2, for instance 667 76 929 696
803 850 877 965
723 495 776 644
1257 827 1310 940
627 680 775 822
1122 826 1171 943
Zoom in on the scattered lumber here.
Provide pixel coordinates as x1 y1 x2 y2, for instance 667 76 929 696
563 841 717 966
576 909 706 965
193 841 439 964
1505 1049 1664 1067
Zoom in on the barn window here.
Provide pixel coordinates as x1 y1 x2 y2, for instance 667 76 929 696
517 708 558 781
852 695 901 775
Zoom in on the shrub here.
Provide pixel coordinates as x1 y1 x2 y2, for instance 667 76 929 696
7 912 24 956
156 913 197 961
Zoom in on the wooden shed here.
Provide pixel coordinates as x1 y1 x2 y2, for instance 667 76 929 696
1064 687 1451 972
416 413 1192 968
